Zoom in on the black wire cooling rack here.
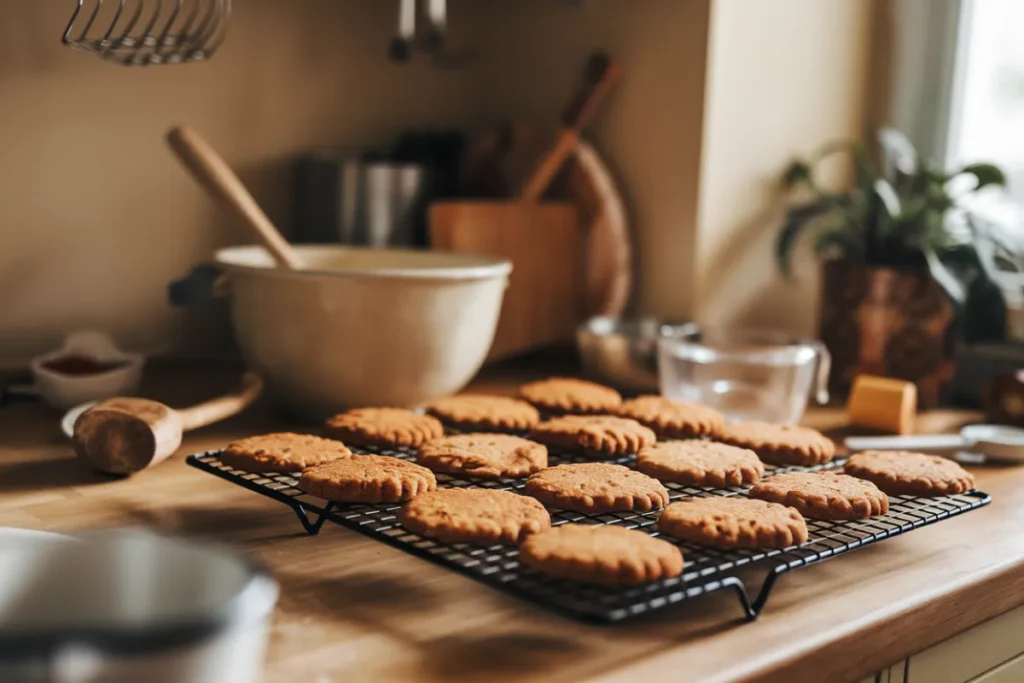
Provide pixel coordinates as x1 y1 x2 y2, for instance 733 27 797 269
187 444 990 623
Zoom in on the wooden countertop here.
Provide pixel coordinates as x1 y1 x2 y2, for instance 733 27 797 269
3 360 1024 683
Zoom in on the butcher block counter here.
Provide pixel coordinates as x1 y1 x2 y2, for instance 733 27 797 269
3 358 1024 683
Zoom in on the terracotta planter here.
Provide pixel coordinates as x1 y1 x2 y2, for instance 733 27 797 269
820 260 955 407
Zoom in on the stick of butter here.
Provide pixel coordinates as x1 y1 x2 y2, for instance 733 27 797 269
847 375 917 435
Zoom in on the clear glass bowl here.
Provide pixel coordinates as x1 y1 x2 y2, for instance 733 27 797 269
657 328 830 425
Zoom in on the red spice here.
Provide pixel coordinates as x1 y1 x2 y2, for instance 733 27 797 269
42 355 127 376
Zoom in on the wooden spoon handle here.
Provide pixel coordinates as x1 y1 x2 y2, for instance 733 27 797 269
177 372 264 432
166 126 301 270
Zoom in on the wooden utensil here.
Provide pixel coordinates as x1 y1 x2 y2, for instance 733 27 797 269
166 125 302 270
72 372 263 475
520 52 621 202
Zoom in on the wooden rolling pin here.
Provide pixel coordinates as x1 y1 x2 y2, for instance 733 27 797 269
72 373 263 475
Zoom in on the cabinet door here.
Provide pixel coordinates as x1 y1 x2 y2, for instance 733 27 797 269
906 604 1024 683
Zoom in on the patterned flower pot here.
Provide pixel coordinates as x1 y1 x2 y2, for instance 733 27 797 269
820 259 955 407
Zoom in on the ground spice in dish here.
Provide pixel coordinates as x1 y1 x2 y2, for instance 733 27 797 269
42 355 127 376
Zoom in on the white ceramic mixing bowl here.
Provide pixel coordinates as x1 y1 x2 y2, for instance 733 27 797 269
213 245 511 419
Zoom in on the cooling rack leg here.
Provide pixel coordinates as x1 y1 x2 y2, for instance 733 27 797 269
751 567 787 616
721 576 757 621
292 503 331 535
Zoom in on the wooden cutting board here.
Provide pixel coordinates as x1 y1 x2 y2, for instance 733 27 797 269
460 123 632 318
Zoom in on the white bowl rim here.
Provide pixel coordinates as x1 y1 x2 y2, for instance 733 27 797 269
216 244 513 281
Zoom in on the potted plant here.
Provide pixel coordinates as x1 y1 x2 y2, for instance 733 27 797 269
777 127 1013 406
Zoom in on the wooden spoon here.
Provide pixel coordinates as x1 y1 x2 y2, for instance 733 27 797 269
166 125 302 269
72 372 264 475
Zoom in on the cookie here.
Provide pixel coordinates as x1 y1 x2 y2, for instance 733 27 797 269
523 462 669 513
220 432 351 473
426 395 540 432
636 440 764 487
298 455 436 503
417 434 547 480
399 488 551 544
518 524 684 585
657 497 808 548
845 450 975 496
528 416 656 459
718 421 836 466
748 471 889 520
519 377 622 415
324 408 444 449
617 396 725 439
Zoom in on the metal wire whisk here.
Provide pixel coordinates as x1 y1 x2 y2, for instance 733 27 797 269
62 0 232 66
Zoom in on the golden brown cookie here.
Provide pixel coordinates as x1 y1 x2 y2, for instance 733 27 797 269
657 497 808 548
718 421 836 466
523 462 669 513
220 433 351 473
617 396 725 439
324 408 444 448
298 455 436 503
417 434 547 480
845 450 975 496
425 395 540 432
636 440 764 487
399 488 551 544
748 471 889 520
518 524 684 585
528 415 656 459
519 377 622 415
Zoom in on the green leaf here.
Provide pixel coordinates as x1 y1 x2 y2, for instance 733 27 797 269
957 162 1007 190
877 128 917 176
850 142 879 194
873 179 902 217
777 202 831 276
782 161 812 189
814 228 864 260
924 246 967 304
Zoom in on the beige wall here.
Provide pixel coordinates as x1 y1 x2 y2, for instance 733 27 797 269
693 0 872 336
0 0 479 366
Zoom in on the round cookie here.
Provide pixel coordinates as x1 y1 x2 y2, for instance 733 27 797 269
324 408 444 449
519 377 622 415
298 455 436 503
748 471 889 520
417 434 547 480
524 462 669 513
528 415 656 459
220 432 351 473
718 421 836 467
657 497 808 548
845 450 975 496
636 440 764 487
617 396 725 439
518 524 684 586
426 395 540 432
399 488 551 545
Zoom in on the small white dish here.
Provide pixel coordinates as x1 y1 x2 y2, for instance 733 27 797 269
30 331 143 410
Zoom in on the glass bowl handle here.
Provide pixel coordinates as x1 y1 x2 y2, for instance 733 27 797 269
812 341 831 405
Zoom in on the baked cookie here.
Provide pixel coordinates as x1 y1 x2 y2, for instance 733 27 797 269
523 462 669 513
845 450 975 496
220 432 351 473
617 396 725 439
657 497 808 548
718 421 836 467
528 416 656 459
417 434 547 480
518 524 684 585
425 395 540 432
324 408 444 449
399 488 550 544
519 377 622 415
298 455 436 503
748 471 889 520
636 440 764 487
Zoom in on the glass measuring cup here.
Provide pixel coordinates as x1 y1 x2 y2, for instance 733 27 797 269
657 328 831 424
